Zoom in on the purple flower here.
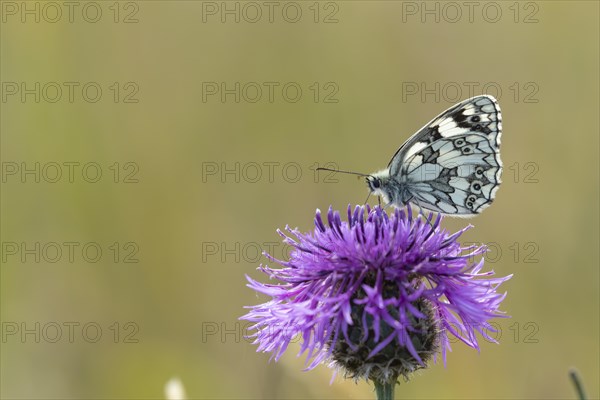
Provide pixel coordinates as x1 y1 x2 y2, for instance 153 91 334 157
241 205 511 384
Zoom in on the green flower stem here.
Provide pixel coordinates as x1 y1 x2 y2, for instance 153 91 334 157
569 368 587 400
374 380 395 400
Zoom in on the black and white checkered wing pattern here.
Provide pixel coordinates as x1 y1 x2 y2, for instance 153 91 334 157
390 95 502 215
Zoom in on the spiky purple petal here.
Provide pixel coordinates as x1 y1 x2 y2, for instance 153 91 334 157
241 205 511 377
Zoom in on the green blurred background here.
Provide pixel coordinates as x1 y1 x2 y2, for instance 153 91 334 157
1 1 598 399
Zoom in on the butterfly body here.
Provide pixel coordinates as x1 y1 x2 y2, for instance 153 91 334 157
367 169 411 207
367 95 502 216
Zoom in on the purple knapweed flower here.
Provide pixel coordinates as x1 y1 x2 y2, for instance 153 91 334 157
241 205 511 384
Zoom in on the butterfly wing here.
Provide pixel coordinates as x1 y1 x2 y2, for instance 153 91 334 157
389 95 502 215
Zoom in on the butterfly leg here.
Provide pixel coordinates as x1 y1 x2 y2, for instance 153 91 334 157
409 195 436 228
363 192 372 206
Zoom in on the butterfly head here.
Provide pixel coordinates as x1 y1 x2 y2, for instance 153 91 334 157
366 169 393 204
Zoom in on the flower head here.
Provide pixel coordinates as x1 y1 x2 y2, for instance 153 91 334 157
241 205 511 384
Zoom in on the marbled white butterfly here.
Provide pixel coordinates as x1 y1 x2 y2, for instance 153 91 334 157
320 95 502 216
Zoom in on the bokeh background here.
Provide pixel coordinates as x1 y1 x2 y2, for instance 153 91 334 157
1 1 598 399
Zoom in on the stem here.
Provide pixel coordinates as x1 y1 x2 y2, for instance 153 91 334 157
374 380 395 400
569 368 587 400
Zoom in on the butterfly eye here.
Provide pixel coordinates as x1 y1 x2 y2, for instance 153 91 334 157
471 115 481 122
462 146 472 154
475 167 485 176
368 178 380 189
454 139 465 147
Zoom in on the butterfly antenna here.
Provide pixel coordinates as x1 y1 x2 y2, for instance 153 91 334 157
316 167 374 178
